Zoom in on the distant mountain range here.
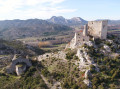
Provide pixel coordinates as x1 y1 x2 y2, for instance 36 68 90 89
0 16 120 39
47 16 120 26
108 20 120 25
47 16 87 26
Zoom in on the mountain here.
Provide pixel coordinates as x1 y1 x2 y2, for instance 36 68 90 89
47 16 120 29
47 16 68 25
0 19 72 39
47 16 88 26
96 19 120 25
108 20 120 25
107 20 120 30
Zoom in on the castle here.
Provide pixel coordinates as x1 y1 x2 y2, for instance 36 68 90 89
66 20 108 49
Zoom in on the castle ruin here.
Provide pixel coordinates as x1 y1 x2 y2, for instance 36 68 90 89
87 20 108 39
6 57 32 75
66 20 108 49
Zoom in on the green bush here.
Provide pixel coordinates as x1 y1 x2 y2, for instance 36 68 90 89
66 51 76 60
90 65 96 73
41 68 50 77
92 77 100 85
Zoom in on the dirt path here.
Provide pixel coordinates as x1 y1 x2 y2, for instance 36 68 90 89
36 67 52 89
40 74 52 89
36 65 62 89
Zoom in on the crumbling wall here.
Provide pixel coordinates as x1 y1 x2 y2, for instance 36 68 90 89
66 32 89 49
6 58 32 74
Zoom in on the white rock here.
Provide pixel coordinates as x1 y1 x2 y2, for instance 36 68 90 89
85 70 92 79
85 41 93 47
104 44 111 52
83 79 92 87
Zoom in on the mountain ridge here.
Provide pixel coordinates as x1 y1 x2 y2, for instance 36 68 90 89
0 19 72 39
47 16 87 26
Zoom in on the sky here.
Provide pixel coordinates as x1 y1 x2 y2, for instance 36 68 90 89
0 0 119 20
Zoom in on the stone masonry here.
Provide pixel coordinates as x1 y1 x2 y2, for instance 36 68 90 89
66 20 108 49
87 20 108 39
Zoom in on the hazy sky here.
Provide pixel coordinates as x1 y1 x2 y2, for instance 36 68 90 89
0 0 119 20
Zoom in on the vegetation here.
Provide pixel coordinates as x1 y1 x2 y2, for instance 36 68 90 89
38 41 51 48
0 39 44 56
0 61 48 89
66 49 76 60
88 45 120 89
40 57 88 89
90 58 120 89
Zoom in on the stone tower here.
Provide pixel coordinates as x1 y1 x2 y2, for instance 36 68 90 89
87 20 108 39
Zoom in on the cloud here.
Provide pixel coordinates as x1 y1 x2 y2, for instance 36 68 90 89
25 0 65 6
0 0 76 20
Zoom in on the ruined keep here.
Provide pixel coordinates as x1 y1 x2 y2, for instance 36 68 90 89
87 20 108 39
66 20 108 49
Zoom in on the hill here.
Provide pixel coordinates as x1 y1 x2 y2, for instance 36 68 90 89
0 19 72 39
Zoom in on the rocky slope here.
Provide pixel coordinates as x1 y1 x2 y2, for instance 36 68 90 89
36 34 120 89
0 34 120 89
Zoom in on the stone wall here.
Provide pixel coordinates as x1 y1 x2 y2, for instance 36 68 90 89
16 64 26 76
6 58 32 74
76 32 89 45
101 20 108 39
38 51 66 61
66 32 89 49
88 20 108 39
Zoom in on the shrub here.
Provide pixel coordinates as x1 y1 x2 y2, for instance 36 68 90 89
66 51 76 60
38 41 51 48
90 65 96 73
41 68 50 77
73 55 79 60
92 77 100 85
72 84 79 89
95 38 102 45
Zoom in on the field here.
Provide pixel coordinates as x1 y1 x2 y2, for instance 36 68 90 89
108 29 120 36
16 30 74 52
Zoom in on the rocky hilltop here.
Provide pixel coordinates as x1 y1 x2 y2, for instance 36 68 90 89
0 20 120 89
35 20 120 88
36 31 120 89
